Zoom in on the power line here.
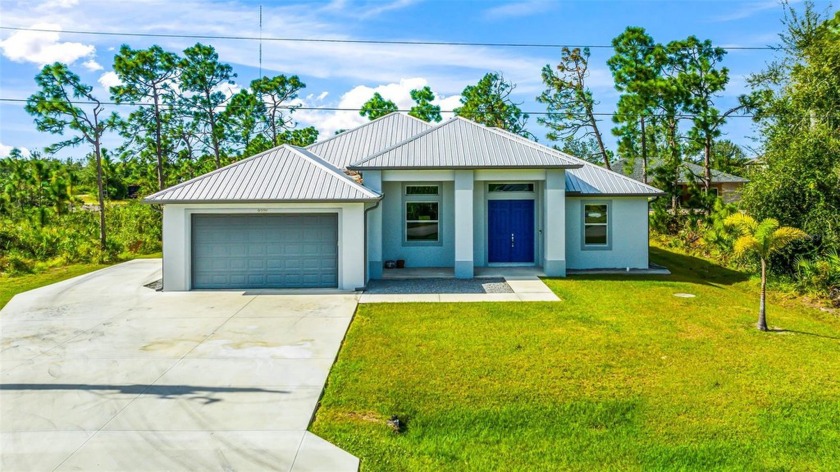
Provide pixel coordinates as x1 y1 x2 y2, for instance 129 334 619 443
0 26 777 51
0 97 760 118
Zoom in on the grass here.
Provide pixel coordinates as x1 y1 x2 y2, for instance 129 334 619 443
0 263 109 310
311 246 840 471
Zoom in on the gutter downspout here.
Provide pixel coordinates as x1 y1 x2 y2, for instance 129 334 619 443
360 198 382 291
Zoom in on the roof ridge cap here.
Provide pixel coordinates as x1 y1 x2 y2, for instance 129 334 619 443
476 121 581 167
348 117 455 167
287 145 380 198
306 112 430 150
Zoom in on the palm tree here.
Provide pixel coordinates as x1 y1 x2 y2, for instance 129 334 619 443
725 214 808 331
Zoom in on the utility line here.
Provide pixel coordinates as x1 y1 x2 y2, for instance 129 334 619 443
0 26 777 51
0 97 759 118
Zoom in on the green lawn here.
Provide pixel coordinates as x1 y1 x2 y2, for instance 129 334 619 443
311 247 840 471
0 263 108 310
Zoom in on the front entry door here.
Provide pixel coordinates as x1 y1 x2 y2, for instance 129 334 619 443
488 200 535 263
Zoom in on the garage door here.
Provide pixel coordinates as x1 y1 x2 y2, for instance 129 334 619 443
191 214 338 289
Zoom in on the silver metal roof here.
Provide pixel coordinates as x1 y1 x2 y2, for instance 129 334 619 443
307 113 433 169
566 161 665 196
348 117 584 170
144 145 381 204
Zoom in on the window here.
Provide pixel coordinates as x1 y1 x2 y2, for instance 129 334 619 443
488 183 534 192
583 203 609 247
404 183 441 243
406 202 439 241
406 185 438 195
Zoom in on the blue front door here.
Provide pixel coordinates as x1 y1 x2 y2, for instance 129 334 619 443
488 200 535 263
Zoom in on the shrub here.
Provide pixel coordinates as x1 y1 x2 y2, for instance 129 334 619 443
797 251 840 299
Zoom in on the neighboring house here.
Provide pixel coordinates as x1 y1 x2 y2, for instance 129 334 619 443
145 114 663 291
615 158 749 204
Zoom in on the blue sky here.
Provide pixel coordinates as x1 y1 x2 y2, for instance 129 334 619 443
0 0 834 160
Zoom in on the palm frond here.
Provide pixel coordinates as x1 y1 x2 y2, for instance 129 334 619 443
724 213 758 235
733 235 759 258
768 227 808 253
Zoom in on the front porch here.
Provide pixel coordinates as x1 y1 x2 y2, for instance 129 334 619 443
364 168 568 283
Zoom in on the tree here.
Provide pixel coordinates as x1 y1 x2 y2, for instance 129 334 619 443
608 27 665 183
251 75 306 146
25 63 118 251
0 150 77 225
669 36 743 197
180 43 236 169
408 86 441 122
725 214 807 330
360 92 398 120
537 47 611 168
111 45 180 191
554 136 613 166
454 72 532 138
709 139 749 175
221 88 266 157
276 127 319 147
741 4 840 253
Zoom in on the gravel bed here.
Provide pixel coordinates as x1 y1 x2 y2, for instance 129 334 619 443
365 278 513 294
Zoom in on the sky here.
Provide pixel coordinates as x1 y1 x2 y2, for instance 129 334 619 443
0 0 835 160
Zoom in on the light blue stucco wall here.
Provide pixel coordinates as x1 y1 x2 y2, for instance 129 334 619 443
381 180 455 267
565 197 650 269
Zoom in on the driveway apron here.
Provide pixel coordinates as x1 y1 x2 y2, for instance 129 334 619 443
0 260 359 471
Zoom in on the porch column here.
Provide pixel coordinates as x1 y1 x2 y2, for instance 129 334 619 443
454 170 474 278
543 169 567 276
364 170 383 282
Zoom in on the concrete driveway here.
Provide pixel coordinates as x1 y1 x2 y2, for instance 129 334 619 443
0 260 359 471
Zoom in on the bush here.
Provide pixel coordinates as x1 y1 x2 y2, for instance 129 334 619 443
797 251 840 302
1 201 162 276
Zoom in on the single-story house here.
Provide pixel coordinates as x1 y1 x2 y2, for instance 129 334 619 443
615 158 749 204
145 114 663 291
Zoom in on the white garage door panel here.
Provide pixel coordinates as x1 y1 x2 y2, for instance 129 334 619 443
192 214 338 289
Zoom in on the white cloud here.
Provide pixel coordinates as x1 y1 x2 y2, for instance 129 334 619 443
356 0 418 18
0 2 550 95
41 0 79 7
214 81 242 99
483 0 554 20
712 0 794 22
82 59 103 71
97 71 122 89
0 23 95 66
295 78 461 137
437 94 462 120
317 91 329 101
322 0 419 18
0 142 30 158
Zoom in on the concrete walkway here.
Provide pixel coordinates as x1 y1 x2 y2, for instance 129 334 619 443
359 275 559 303
1 260 359 471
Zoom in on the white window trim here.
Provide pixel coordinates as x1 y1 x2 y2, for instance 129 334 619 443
403 183 442 246
582 201 611 251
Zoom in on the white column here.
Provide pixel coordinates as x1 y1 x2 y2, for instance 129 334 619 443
543 169 567 276
342 204 367 290
162 205 188 291
364 171 383 282
454 170 474 278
